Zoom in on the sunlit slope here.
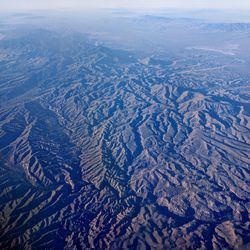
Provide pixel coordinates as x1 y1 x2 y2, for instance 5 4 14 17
0 23 249 249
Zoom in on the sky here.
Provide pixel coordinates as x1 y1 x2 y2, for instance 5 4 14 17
0 0 250 11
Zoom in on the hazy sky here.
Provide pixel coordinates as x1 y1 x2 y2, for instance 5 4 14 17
0 0 250 11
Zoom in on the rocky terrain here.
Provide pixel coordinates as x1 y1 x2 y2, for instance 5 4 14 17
0 12 250 249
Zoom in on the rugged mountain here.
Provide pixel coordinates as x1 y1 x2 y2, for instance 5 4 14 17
0 15 250 249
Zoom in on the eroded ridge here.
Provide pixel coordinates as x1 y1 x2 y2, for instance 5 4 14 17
0 28 249 249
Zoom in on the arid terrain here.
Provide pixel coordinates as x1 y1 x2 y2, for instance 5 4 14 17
0 11 250 249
